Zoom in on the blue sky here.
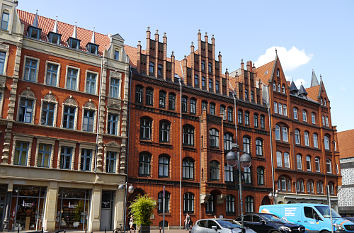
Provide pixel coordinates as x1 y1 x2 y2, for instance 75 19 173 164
18 0 354 132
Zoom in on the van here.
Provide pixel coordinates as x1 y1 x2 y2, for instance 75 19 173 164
259 203 354 233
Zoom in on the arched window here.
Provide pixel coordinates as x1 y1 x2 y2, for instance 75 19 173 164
273 81 276 91
135 85 143 103
159 120 170 143
62 97 78 130
313 133 318 148
317 181 324 194
205 194 215 214
307 180 314 193
224 133 233 151
225 164 234 182
296 179 305 193
284 152 290 168
245 196 254 213
227 107 233 122
295 129 301 145
190 98 196 114
238 109 243 124
168 93 176 110
306 155 312 171
254 114 259 128
183 125 194 146
158 155 170 178
278 176 292 192
282 126 288 142
312 112 316 124
244 167 252 184
315 157 320 172
260 115 265 129
293 107 298 120
243 136 251 153
183 192 194 213
296 154 302 170
245 111 250 126
304 131 310 146
326 159 332 174
328 182 335 195
282 84 286 94
202 100 208 111
159 90 166 108
209 129 219 148
257 167 265 185
276 151 282 167
274 102 278 114
139 152 151 176
226 195 235 214
277 84 281 92
140 117 152 140
158 191 170 213
145 87 154 106
220 105 226 120
256 139 263 156
209 102 215 115
210 161 220 181
324 135 330 150
275 125 281 140
182 157 195 179
302 110 307 122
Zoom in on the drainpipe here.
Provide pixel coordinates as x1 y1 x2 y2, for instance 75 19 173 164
179 63 184 229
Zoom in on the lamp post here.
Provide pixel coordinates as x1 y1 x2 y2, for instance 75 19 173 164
118 183 134 233
226 150 252 233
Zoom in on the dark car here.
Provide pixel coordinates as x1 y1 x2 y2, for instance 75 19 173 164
236 213 305 233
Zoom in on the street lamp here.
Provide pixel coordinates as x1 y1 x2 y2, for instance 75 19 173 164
118 183 134 232
226 149 252 233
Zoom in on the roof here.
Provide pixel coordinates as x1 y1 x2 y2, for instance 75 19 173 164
338 129 354 159
124 45 140 67
306 85 320 102
17 9 111 54
255 60 276 84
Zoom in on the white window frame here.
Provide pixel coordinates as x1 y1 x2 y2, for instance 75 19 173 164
39 93 58 127
104 142 120 174
17 90 36 124
35 137 55 168
84 70 99 95
44 61 61 87
81 101 97 132
58 140 76 170
61 98 78 130
0 43 9 76
23 55 40 82
106 110 120 136
311 112 316 124
109 71 122 99
11 135 33 166
78 143 96 172
65 65 80 91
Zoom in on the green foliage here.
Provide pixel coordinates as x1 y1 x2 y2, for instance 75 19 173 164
129 195 156 226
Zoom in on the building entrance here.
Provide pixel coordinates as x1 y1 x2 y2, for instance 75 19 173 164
100 190 114 231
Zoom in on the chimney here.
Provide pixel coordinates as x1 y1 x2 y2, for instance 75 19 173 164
190 41 194 53
155 29 159 41
204 32 208 43
137 41 142 72
198 29 201 53
241 59 244 70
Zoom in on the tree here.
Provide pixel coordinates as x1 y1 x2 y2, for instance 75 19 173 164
129 195 156 233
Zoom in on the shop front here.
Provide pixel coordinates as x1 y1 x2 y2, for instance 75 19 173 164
56 188 91 231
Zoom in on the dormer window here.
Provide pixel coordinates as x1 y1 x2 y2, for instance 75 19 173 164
28 26 41 40
67 37 80 50
114 50 120 60
87 43 98 55
48 32 61 45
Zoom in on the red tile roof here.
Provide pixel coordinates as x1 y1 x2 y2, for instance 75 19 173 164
255 60 276 84
338 130 354 159
306 85 320 102
124 45 140 67
17 9 110 54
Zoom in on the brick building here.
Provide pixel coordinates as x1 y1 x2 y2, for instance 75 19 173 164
0 1 130 231
337 129 354 216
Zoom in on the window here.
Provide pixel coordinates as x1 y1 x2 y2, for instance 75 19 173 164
46 63 59 86
278 103 283 115
114 50 120 60
202 76 206 89
324 135 330 150
0 51 5 75
80 149 92 171
296 154 302 170
28 26 41 40
87 43 98 54
297 179 305 193
282 127 288 142
278 176 292 192
41 101 55 126
158 155 170 177
194 75 199 87
149 62 155 75
62 105 76 129
225 165 233 182
251 90 255 102
274 102 278 113
209 129 219 148
245 196 254 213
313 133 318 148
190 98 196 114
227 107 233 122
245 89 249 100
282 84 286 94
245 111 250 126
110 78 120 98
312 113 316 124
140 117 152 140
293 108 298 120
328 182 334 195
139 152 151 176
107 113 119 135
184 192 194 213
283 105 287 116
238 110 243 124
168 93 176 110
183 125 194 146
1 11 9 30
83 109 95 132
68 38 80 49
145 87 153 106
159 91 166 108
208 62 212 73
14 141 29 166
210 161 220 181
306 156 312 171
209 102 215 115
159 120 170 143
257 167 264 185
37 143 51 167
317 181 324 194
278 84 281 92
224 133 233 151
254 114 259 128
24 58 38 82
183 158 194 179
60 146 72 169
295 129 300 145
307 180 314 193
215 80 220 93
276 151 282 167
226 195 235 214
326 159 332 174
325 116 329 127
304 131 310 146
275 125 281 140
66 67 78 90
220 105 226 120
48 32 61 44
157 64 163 77
244 167 252 184
243 137 250 153
322 115 325 126
209 79 213 92
205 195 214 214
302 110 307 122
158 191 170 213
284 152 290 168
260 115 265 129
18 97 34 123
272 82 276 91
315 157 320 172
135 85 143 103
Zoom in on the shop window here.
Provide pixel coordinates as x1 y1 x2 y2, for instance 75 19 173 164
86 72 97 95
37 143 52 167
60 146 73 169
14 141 29 166
24 57 38 82
106 151 117 173
46 63 59 86
110 78 120 98
182 157 194 179
80 149 92 171
66 67 79 90
107 113 119 135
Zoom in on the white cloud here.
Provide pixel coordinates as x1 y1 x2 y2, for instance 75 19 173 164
254 46 313 72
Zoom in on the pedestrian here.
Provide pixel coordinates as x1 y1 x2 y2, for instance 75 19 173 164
129 215 135 232
184 213 191 230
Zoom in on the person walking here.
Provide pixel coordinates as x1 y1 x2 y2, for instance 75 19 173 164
184 213 191 231
129 215 135 232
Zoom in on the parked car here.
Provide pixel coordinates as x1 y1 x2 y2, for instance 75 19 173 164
235 213 305 233
345 217 354 223
191 218 257 233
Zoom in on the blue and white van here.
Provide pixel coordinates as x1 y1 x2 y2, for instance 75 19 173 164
259 203 354 233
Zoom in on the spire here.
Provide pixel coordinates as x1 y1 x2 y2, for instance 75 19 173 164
52 16 58 33
275 47 278 58
33 10 39 27
311 69 319 87
289 81 298 94
91 27 95 44
298 84 308 97
72 22 77 38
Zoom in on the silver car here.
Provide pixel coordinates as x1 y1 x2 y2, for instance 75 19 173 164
191 218 257 233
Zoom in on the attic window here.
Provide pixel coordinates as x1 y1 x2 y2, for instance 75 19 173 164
28 26 41 40
114 50 120 60
68 37 80 49
87 43 98 55
48 32 61 45
277 69 280 77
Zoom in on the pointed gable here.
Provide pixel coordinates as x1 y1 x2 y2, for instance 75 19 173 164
255 60 275 84
311 69 320 87
289 81 298 94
